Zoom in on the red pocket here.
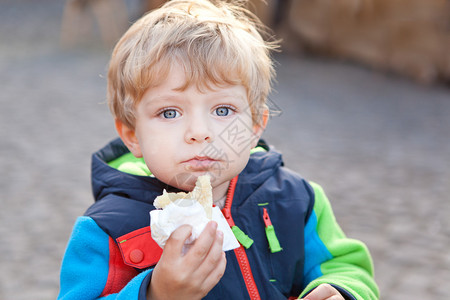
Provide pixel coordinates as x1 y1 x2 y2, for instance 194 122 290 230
116 227 163 269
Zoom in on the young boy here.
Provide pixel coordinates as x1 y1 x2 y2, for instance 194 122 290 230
58 0 379 299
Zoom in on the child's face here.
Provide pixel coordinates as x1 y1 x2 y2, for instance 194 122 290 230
119 64 264 200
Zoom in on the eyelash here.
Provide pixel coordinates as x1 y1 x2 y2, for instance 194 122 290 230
157 108 180 119
214 105 236 117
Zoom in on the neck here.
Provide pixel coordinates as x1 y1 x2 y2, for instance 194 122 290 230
212 180 231 205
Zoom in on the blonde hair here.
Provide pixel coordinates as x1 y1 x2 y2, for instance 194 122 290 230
107 0 278 129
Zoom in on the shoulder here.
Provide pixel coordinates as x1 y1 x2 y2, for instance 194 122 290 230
240 144 315 206
69 215 109 240
85 195 155 240
306 181 334 217
62 216 111 265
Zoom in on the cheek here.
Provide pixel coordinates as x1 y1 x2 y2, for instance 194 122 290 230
215 120 258 156
139 134 177 163
216 142 250 170
232 151 251 169
139 143 171 181
135 128 166 159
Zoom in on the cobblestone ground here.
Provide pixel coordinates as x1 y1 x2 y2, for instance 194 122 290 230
1 1 449 299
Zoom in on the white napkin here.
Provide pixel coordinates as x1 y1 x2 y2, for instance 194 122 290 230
150 199 240 253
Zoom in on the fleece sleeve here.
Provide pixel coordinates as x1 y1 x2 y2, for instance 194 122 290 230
300 182 379 300
58 216 152 300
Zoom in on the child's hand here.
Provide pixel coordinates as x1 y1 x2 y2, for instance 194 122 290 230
302 283 345 300
148 221 226 300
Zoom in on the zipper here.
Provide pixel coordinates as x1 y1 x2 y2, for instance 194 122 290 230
222 176 261 300
262 207 282 253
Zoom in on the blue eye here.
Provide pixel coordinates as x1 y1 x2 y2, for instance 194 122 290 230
162 109 179 119
215 107 230 116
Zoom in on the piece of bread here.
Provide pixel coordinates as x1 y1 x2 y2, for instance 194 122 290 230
191 175 213 218
153 175 213 218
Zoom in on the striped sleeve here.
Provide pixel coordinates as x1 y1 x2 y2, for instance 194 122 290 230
300 182 379 300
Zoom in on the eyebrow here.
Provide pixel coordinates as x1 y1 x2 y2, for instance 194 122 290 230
147 90 246 103
206 91 247 102
143 93 182 105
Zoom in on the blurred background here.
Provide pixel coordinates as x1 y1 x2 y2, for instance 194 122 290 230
0 0 449 299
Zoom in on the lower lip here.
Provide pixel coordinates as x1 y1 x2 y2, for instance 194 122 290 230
183 159 218 171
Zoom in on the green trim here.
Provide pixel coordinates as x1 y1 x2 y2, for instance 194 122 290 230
250 146 267 154
265 225 282 253
107 152 152 176
108 152 139 169
231 225 254 249
257 202 269 206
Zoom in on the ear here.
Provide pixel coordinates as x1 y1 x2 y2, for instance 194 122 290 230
115 119 143 158
251 109 269 147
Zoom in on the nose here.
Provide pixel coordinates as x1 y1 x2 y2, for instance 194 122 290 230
184 116 214 143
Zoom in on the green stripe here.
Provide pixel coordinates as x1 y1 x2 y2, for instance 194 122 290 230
301 182 379 300
107 152 152 176
250 146 267 154
308 182 347 256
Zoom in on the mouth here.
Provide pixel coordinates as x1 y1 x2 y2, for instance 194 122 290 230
181 156 220 171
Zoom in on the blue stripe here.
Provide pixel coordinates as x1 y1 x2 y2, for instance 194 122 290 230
58 216 110 299
303 211 333 286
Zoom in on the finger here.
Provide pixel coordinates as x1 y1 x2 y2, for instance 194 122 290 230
199 250 227 293
205 229 225 267
195 229 225 275
186 221 218 263
162 224 193 258
195 231 227 294
303 284 341 300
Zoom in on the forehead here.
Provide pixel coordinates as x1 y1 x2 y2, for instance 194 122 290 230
150 45 238 78
149 59 246 94
142 65 248 103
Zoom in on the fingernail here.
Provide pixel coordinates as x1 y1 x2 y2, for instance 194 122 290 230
210 220 218 230
217 230 224 239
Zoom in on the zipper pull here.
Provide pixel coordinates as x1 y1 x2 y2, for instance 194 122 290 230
231 225 254 249
262 208 282 253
